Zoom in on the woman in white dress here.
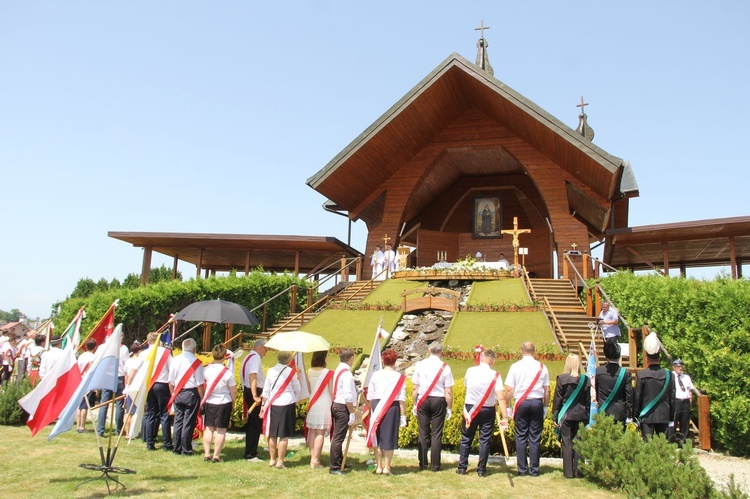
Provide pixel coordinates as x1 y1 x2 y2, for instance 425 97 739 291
305 351 333 469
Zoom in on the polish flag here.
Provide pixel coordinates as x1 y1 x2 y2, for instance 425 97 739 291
18 345 83 437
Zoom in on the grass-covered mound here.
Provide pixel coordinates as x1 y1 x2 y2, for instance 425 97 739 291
467 279 531 306
359 279 426 306
444 311 555 351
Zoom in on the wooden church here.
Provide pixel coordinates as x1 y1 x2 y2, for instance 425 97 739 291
306 32 638 279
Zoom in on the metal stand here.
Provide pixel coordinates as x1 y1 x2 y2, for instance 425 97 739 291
76 464 136 495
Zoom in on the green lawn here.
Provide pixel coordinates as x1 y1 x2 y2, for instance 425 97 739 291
360 279 426 306
444 312 556 352
0 425 618 498
467 280 531 306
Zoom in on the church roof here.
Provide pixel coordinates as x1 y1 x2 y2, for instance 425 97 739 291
307 53 638 223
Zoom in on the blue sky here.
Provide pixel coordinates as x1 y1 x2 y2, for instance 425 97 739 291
2 1 749 319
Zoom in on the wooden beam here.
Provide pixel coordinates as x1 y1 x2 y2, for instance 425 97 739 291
698 394 711 451
196 248 203 278
245 249 251 275
729 236 737 279
172 254 179 279
140 247 153 286
294 251 300 275
663 243 669 276
625 246 664 274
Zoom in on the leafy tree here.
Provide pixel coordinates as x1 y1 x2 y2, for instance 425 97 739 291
70 278 97 299
0 309 23 323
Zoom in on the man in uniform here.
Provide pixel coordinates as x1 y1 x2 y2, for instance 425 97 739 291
669 358 694 446
505 341 550 477
168 338 204 456
241 339 267 461
329 348 357 475
598 301 621 345
595 341 633 427
634 332 675 440
39 335 65 380
412 341 454 471
137 332 173 450
457 350 508 477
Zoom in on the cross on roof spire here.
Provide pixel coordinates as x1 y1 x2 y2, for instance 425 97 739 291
576 96 589 115
474 19 490 39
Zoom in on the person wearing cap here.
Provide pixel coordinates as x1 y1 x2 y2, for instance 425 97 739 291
597 302 621 345
39 335 65 380
634 332 676 440
669 359 694 446
241 339 267 461
595 341 633 427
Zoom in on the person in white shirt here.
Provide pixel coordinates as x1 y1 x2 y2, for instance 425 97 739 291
384 243 397 278
457 350 508 477
365 349 406 475
371 245 385 280
136 332 172 451
261 350 301 469
202 344 236 462
75 339 97 433
26 335 46 386
241 339 267 461
670 358 695 446
411 341 454 471
329 348 357 475
1 335 17 385
97 337 130 436
505 342 550 477
168 338 205 456
598 301 621 344
39 335 65 380
122 341 143 439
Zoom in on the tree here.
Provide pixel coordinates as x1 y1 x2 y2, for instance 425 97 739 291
70 278 96 299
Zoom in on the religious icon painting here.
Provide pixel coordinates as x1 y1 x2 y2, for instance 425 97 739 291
473 196 502 238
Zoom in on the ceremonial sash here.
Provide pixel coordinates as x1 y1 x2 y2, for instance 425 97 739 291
557 375 587 425
167 358 203 412
465 372 500 425
196 366 229 431
416 362 447 410
308 369 333 412
261 366 296 436
598 368 626 414
148 348 171 390
365 374 405 447
639 370 671 419
512 363 544 414
241 352 257 387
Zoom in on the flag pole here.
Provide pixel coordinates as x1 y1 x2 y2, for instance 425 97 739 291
78 300 118 350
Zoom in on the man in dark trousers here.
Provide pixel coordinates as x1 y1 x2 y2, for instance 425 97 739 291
412 342 454 471
329 348 357 475
168 338 204 455
595 341 633 426
634 332 676 440
241 340 267 461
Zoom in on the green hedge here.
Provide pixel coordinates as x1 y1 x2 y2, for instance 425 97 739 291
0 379 32 425
54 272 311 348
599 272 750 456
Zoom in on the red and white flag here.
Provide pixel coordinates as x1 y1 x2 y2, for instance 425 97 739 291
18 344 83 437
80 300 118 349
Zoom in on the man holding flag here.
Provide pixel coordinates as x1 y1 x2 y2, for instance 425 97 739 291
457 349 508 477
329 348 357 475
136 332 173 450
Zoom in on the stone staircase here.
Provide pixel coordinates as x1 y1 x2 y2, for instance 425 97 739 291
527 278 603 360
265 280 378 335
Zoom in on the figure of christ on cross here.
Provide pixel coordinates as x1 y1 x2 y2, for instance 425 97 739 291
501 217 531 275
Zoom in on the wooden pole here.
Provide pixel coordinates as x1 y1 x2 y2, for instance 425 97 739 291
698 394 711 451
173 254 179 279
140 247 153 286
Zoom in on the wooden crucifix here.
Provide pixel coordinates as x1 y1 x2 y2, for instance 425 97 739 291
501 217 531 274
382 233 391 246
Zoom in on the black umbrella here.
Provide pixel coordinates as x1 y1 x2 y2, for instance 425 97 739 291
175 299 259 325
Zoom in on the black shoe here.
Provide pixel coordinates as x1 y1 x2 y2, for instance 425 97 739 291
456 469 467 475
172 450 182 456
163 445 174 452
182 451 194 457
329 469 344 475
529 473 539 477
517 471 528 477
431 467 441 472
146 445 157 451
478 471 487 478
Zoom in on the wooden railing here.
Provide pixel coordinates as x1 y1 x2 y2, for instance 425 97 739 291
542 295 569 349
401 287 460 313
521 267 536 302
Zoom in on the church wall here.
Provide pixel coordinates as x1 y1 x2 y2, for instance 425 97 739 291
415 230 460 267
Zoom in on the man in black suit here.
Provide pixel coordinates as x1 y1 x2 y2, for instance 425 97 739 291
634 332 676 440
595 341 633 427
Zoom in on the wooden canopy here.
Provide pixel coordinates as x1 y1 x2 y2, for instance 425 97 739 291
308 53 638 278
603 216 750 278
108 231 363 284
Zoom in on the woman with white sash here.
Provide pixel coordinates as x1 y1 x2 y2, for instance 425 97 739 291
305 351 333 469
365 349 406 475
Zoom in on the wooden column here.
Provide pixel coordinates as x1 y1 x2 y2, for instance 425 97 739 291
640 326 649 368
204 268 209 278
224 324 233 346
196 248 203 278
582 254 590 280
738 260 743 278
679 263 687 278
341 255 348 281
294 251 300 276
663 243 670 276
140 247 153 286
245 249 251 275
202 323 211 352
698 394 711 450
729 236 737 280
628 328 638 369
172 254 179 279
355 257 362 280
290 285 297 314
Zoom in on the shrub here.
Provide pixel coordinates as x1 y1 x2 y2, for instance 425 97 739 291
576 413 718 498
0 379 32 425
